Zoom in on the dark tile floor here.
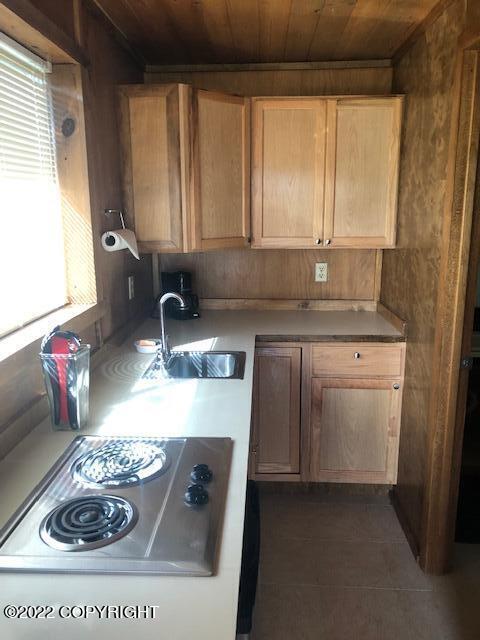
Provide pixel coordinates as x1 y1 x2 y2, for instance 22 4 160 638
251 491 480 640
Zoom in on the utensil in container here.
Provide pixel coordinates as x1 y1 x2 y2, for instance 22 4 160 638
40 327 90 430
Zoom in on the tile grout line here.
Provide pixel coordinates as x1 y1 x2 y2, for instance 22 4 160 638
257 581 434 593
259 536 409 543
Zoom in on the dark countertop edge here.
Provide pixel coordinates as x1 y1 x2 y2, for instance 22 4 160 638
255 334 406 343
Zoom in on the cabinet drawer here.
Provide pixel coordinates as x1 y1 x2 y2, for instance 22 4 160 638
311 344 403 378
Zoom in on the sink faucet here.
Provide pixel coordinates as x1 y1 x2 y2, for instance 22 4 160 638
158 292 188 365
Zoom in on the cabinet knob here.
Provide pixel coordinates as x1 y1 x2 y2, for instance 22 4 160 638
315 238 322 245
324 239 331 245
354 352 361 359
393 383 400 390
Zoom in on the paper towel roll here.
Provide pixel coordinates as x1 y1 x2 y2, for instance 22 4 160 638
101 229 139 260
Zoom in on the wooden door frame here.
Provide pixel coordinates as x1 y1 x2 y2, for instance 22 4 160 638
421 34 480 573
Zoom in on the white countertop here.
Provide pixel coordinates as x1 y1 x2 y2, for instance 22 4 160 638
0 310 402 640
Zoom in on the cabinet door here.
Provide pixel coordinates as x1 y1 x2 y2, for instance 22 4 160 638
310 378 402 484
252 99 326 248
118 84 188 252
324 97 403 248
191 90 250 250
250 347 301 476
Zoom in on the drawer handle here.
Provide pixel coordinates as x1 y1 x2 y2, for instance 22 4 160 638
354 352 361 359
324 239 331 246
393 383 400 390
315 238 322 245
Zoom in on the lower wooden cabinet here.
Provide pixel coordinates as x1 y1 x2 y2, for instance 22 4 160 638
310 378 402 484
249 346 301 479
249 341 405 485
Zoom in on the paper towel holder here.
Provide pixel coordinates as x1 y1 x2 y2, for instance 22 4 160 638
104 208 126 230
101 210 140 259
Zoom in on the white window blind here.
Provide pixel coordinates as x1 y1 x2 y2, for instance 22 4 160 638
0 32 66 337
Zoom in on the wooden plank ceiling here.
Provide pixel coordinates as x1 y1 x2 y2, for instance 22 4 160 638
93 0 442 65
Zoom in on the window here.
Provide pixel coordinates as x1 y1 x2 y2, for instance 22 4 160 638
0 33 66 337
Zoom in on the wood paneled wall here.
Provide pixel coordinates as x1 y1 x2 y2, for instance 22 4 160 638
149 66 392 303
0 0 151 459
381 0 466 555
145 66 393 97
80 2 152 338
160 250 379 301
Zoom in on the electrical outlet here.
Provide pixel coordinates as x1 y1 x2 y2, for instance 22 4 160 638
315 262 328 283
128 275 135 300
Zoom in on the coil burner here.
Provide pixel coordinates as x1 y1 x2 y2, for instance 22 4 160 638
0 435 232 575
39 495 137 551
71 439 170 488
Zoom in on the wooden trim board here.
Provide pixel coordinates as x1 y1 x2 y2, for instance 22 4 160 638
374 251 384 301
0 0 89 65
421 47 480 573
199 299 378 312
377 302 408 336
146 60 393 73
51 64 98 307
252 473 301 482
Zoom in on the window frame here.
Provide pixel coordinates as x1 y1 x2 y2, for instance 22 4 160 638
0 31 70 336
0 32 103 353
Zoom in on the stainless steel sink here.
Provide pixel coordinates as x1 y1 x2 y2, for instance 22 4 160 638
143 351 246 380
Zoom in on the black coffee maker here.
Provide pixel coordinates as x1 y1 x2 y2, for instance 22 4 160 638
152 271 200 320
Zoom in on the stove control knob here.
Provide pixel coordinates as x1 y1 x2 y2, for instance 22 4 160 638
185 483 209 506
190 464 213 484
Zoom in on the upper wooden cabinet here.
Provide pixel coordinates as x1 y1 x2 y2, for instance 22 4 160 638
117 84 250 253
324 98 402 247
251 99 326 248
192 90 250 250
251 96 403 249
